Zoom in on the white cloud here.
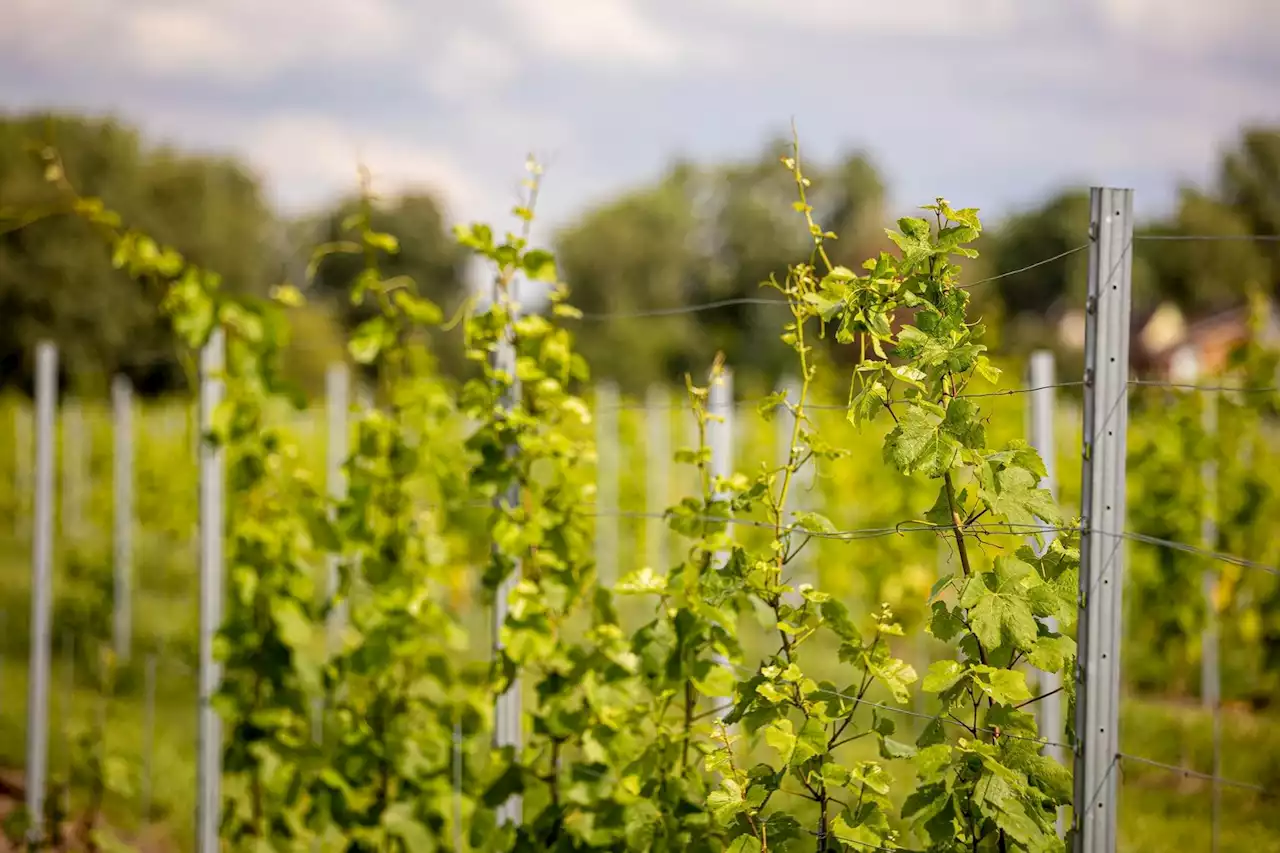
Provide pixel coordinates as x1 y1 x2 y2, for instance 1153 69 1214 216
502 0 707 68
713 0 1022 36
421 29 520 101
1 0 410 82
1093 0 1280 53
239 114 481 217
1 0 1276 235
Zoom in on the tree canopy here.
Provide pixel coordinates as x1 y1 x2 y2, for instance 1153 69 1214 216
0 114 277 394
2 112 1279 396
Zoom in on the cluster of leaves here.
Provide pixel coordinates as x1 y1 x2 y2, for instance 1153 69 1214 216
790 145 1077 851
456 166 742 851
39 150 487 851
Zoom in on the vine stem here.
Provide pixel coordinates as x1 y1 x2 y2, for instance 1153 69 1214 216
943 472 973 578
716 722 765 850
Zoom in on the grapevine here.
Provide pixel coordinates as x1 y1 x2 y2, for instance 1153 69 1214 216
19 132 1088 853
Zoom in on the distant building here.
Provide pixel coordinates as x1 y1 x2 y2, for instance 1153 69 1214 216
1056 300 1280 379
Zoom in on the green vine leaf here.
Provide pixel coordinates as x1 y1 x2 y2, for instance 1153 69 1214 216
960 557 1042 652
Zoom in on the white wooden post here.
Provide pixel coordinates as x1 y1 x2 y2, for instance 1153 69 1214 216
112 376 134 662
1028 351 1064 763
197 329 226 853
595 381 619 585
709 368 734 722
645 385 670 571
25 341 57 845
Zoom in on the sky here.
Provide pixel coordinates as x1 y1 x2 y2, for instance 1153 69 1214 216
2 0 1278 233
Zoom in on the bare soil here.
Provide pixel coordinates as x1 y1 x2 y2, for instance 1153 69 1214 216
0 769 177 852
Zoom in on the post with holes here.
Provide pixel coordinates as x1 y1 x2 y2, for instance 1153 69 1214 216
595 381 620 585
492 286 522 828
645 385 670 571
1073 187 1134 853
113 375 134 662
708 367 734 719
25 340 56 845
197 328 226 853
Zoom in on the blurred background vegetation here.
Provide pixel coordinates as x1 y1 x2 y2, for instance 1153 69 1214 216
2 112 1278 400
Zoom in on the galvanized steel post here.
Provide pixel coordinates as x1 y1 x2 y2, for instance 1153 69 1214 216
1073 188 1134 853
197 328 226 853
25 341 57 845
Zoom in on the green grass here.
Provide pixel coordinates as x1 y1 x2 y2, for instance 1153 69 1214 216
1117 700 1280 853
0 394 1277 851
0 647 198 849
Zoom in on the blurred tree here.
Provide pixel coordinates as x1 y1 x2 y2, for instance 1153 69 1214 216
0 113 277 396
1217 126 1280 298
986 190 1092 319
984 189 1162 356
1138 189 1269 316
1220 126 1280 251
555 142 889 393
302 191 470 379
555 161 714 390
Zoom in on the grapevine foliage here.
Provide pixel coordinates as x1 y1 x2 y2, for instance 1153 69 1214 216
783 146 1078 851
27 133 1081 853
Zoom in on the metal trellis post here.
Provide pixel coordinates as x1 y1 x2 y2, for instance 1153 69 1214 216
595 380 619 585
62 397 84 540
709 367 734 565
1073 187 1134 853
645 384 670 571
197 328 226 853
1203 380 1222 853
1028 350 1063 765
25 340 56 845
113 375 134 662
15 402 31 538
142 653 156 823
326 364 350 649
709 367 734 721
492 283 522 828
1169 344 1223 853
776 376 808 586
